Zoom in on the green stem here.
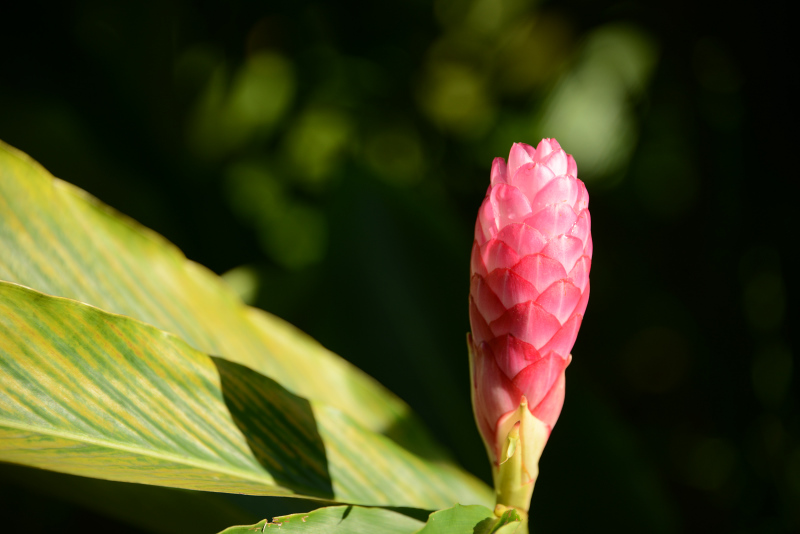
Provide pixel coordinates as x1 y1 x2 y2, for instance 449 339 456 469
490 398 550 532
492 443 535 513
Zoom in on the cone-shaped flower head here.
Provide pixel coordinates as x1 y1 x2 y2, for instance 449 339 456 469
469 139 591 467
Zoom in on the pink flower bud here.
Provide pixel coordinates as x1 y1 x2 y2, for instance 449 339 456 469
469 139 591 465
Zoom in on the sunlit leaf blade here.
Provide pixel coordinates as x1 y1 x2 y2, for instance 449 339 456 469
218 506 424 533
217 505 524 534
0 139 447 464
0 282 492 508
414 505 522 534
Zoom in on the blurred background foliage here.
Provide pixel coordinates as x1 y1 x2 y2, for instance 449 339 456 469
0 0 794 532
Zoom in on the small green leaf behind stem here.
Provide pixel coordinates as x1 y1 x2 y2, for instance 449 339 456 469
218 504 525 534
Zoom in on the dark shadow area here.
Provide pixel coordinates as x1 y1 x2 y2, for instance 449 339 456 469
381 411 453 464
472 517 497 534
0 461 332 534
531 371 680 534
211 356 334 501
340 504 353 522
0 461 254 534
383 506 435 523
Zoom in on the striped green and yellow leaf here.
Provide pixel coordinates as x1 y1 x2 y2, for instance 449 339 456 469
0 139 492 507
0 139 445 463
0 281 491 508
218 506 424 533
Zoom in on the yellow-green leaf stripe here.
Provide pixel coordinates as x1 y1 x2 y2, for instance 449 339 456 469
0 282 491 508
0 139 434 457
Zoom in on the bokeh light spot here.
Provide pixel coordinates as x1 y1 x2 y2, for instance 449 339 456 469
224 160 327 270
186 51 294 160
224 159 284 221
258 202 327 270
362 125 425 186
494 14 573 95
435 0 533 35
534 24 658 180
221 264 260 305
417 62 495 138
283 107 352 188
229 53 294 129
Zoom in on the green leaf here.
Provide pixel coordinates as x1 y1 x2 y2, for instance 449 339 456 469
489 509 524 534
0 139 445 464
492 523 523 534
218 506 424 533
413 505 522 534
217 505 526 534
0 281 491 509
0 139 492 506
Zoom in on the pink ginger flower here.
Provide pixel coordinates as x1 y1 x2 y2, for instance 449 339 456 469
469 139 591 466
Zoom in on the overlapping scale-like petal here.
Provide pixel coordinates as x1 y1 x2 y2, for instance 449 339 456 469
490 157 508 185
490 301 562 350
534 138 557 162
495 223 548 257
574 179 589 211
511 352 569 409
512 254 567 294
470 243 488 278
530 175 580 213
538 314 582 358
507 143 536 179
469 297 493 346
566 154 578 178
491 184 532 227
530 366 567 427
574 281 590 318
473 344 522 438
470 275 506 324
538 148 569 177
526 203 578 238
469 139 591 464
511 163 555 200
568 209 591 247
541 235 584 274
485 269 540 309
568 256 591 289
489 334 541 379
536 280 582 325
480 240 520 272
476 200 497 245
